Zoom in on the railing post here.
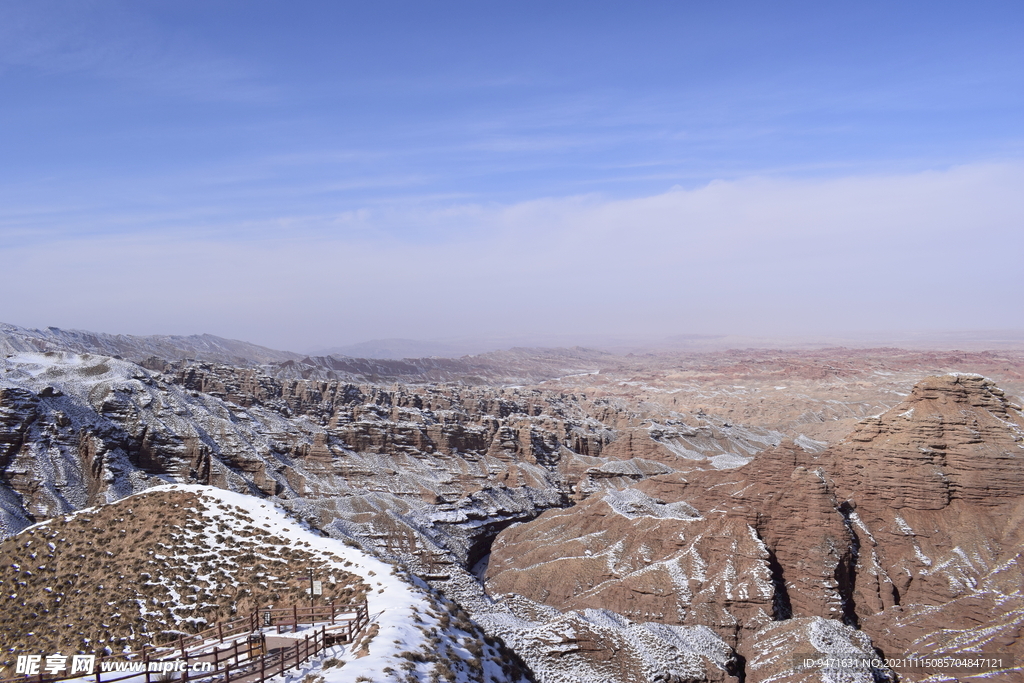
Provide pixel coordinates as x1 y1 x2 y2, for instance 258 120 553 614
95 655 102 683
292 605 298 632
218 622 223 643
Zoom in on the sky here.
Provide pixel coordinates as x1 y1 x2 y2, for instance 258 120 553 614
1 1 1022 352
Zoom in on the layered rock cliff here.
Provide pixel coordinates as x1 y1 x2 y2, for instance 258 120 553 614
484 374 1024 680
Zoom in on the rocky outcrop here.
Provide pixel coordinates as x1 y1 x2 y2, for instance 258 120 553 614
493 601 740 683
824 374 1024 665
832 374 1024 510
745 617 896 682
485 442 855 656
485 375 1024 680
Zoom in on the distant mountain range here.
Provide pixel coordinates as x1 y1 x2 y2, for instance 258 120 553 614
0 322 302 364
320 330 1024 359
309 337 482 359
0 322 617 385
5 322 1024 371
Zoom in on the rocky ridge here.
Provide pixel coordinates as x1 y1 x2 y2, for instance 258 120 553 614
0 323 303 365
484 375 1024 681
0 321 620 384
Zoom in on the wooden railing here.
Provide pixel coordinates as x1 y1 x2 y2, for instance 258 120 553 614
0 600 370 683
166 611 261 654
77 628 334 683
333 600 369 645
255 602 361 634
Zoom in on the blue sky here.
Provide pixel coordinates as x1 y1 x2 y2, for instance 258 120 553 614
1 1 1022 351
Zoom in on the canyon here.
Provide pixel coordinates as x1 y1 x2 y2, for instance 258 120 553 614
2 323 1024 682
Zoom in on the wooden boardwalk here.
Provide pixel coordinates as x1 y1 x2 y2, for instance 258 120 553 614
2 600 370 683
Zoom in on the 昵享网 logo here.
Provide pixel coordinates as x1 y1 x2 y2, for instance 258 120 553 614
12 654 215 677
15 654 97 675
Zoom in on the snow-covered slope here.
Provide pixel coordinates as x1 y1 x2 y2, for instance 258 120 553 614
1 484 529 683
0 323 301 364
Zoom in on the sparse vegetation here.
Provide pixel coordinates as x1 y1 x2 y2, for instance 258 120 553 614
0 489 369 669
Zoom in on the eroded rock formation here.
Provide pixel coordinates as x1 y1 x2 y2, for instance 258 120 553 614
485 375 1024 680
5 346 1024 682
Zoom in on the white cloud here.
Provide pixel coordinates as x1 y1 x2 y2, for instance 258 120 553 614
2 163 1022 350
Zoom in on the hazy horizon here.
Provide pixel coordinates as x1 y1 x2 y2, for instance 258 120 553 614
6 318 1024 360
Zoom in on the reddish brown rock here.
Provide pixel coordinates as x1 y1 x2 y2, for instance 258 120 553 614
746 617 895 682
486 442 855 657
823 374 1024 668
486 374 1024 677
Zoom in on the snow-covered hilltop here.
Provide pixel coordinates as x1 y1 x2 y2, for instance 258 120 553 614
1 484 527 683
0 323 302 365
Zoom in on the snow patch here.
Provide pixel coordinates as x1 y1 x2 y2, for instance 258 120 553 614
603 489 701 521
